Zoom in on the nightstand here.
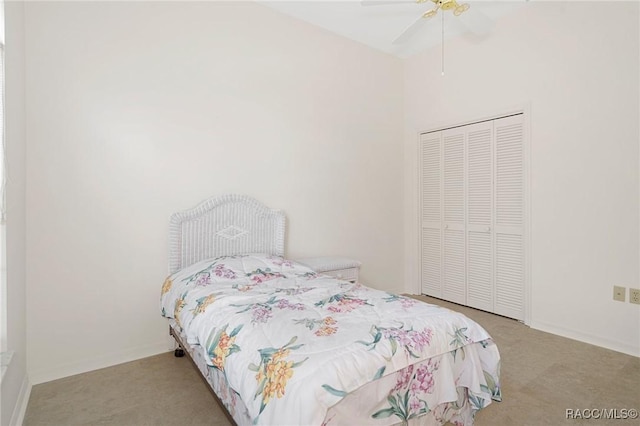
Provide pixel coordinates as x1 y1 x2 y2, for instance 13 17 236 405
295 256 361 283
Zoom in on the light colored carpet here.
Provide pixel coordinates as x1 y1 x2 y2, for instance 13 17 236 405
24 296 639 425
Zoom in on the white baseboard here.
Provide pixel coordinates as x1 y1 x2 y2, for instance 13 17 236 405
9 375 32 426
29 341 171 385
530 320 640 358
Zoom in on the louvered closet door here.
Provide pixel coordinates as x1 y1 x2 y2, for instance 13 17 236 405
420 132 443 297
494 114 525 320
442 128 466 304
466 121 494 312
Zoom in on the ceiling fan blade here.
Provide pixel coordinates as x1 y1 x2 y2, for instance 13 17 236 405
423 8 438 19
454 4 470 17
392 14 430 45
360 0 419 7
457 6 493 36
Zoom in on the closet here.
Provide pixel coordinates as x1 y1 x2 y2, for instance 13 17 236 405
420 113 526 321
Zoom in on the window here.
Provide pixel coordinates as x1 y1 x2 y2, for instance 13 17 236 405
0 1 7 378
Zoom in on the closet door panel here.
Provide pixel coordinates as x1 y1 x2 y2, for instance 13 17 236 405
443 131 464 227
420 132 442 297
494 114 525 320
442 129 466 304
468 231 492 310
467 124 493 227
444 229 465 303
422 228 441 296
466 122 494 312
495 233 524 319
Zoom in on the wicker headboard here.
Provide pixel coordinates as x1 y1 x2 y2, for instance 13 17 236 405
168 194 286 274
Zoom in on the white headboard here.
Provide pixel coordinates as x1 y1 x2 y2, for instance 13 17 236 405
168 194 286 274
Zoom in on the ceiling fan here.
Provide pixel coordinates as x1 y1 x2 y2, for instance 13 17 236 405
362 0 470 17
419 0 470 18
361 0 477 45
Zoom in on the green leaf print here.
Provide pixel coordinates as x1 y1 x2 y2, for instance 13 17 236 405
321 384 348 398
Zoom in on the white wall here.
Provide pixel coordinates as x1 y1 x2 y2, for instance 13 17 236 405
1 1 30 424
404 1 640 356
22 0 639 386
24 1 404 383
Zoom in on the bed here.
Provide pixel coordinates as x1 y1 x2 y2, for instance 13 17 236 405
160 194 501 426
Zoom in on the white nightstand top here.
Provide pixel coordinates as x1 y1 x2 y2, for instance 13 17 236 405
295 256 361 273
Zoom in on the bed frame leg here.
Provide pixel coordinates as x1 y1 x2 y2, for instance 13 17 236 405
169 326 185 357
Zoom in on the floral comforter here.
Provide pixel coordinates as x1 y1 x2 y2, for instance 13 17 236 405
160 254 501 426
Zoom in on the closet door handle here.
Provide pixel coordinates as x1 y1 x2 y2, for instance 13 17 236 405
486 226 491 232
444 225 449 230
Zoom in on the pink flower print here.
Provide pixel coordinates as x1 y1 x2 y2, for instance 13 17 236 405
194 272 211 286
327 298 367 313
392 364 414 392
250 271 284 284
383 329 412 348
415 359 439 394
252 306 273 323
276 299 288 309
378 327 433 357
400 298 417 309
399 332 414 348
271 258 293 268
409 329 433 352
409 395 424 412
212 264 237 280
374 357 441 422
276 299 305 311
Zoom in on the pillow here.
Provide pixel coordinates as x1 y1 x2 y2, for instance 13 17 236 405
169 253 316 288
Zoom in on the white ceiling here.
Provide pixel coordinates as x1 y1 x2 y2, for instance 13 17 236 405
261 0 530 58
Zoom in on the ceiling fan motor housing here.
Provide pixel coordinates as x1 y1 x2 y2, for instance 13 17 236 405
439 0 458 11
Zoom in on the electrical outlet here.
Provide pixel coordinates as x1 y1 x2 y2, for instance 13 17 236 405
630 288 640 305
613 286 626 302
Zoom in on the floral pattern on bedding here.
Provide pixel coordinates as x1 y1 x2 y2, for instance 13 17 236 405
294 316 339 337
383 292 418 309
358 324 434 359
249 336 308 414
323 341 501 426
160 254 501 425
206 323 243 371
315 293 371 313
366 353 501 423
233 296 306 324
370 359 440 421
